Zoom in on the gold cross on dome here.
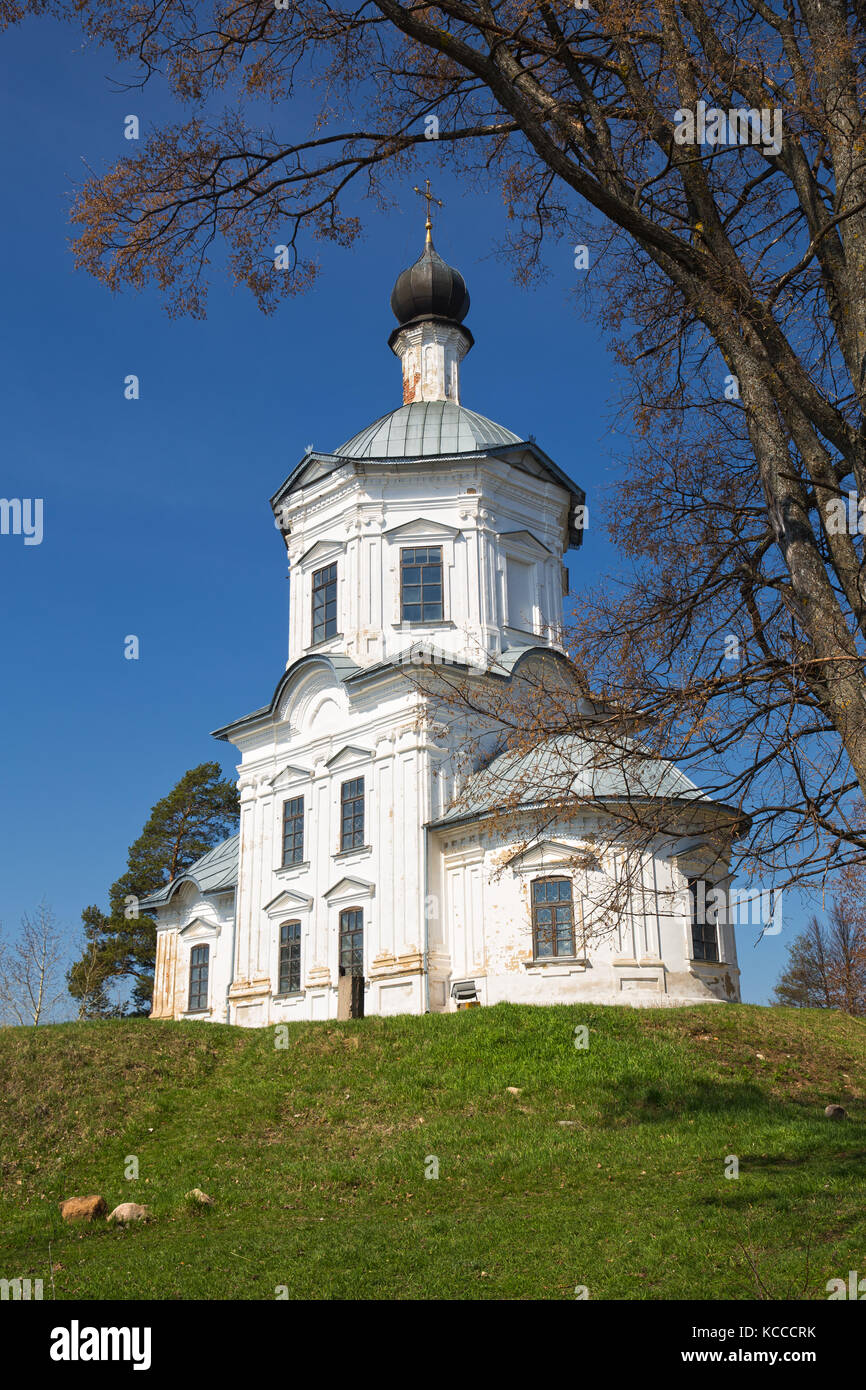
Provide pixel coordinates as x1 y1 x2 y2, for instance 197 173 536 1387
414 178 443 245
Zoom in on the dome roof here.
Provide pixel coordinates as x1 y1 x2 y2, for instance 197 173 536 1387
390 238 470 326
334 401 521 459
431 735 710 829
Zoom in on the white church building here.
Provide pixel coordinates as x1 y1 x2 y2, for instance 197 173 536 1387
145 220 742 1025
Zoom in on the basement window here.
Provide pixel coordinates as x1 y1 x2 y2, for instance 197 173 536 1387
451 979 479 1008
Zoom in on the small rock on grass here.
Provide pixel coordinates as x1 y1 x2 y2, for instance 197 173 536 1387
59 1195 106 1223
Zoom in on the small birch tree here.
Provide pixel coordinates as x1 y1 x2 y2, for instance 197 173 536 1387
0 904 67 1026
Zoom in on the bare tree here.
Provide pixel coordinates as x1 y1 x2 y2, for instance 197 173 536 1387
0 904 67 1026
68 934 117 1020
4 1 866 887
774 897 866 1014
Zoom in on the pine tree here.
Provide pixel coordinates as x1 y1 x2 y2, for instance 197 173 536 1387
68 763 238 1015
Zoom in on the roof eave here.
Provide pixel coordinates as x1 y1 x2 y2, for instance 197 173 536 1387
427 793 749 834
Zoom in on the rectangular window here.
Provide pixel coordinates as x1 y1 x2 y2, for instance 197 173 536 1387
188 944 209 1011
339 907 364 977
400 546 443 622
278 921 301 994
282 796 305 866
340 777 365 850
312 562 338 643
531 878 576 958
688 878 720 962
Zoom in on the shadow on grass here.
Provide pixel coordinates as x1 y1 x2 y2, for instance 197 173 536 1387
736 1148 866 1175
597 1074 768 1124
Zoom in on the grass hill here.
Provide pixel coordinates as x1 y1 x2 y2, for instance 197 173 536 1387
0 1003 864 1300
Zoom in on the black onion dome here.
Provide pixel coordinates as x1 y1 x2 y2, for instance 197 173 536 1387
390 238 470 326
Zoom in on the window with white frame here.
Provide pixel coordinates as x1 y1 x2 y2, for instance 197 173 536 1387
339 907 364 977
400 546 444 622
340 777 365 850
312 562 338 643
282 796 305 866
188 944 210 1011
278 921 302 994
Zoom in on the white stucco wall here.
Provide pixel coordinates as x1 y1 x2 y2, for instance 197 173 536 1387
150 882 235 1023
429 819 741 1009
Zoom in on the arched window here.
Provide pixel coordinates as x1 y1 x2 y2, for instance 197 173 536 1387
531 878 576 958
339 907 364 977
188 944 210 1011
278 921 302 994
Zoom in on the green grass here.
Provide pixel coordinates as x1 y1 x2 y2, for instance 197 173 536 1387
0 1003 864 1299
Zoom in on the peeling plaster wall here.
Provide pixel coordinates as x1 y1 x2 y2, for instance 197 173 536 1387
151 746 741 1023
150 885 235 1022
222 669 433 1026
433 817 741 1010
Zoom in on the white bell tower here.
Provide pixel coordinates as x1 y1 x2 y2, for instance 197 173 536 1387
271 204 585 675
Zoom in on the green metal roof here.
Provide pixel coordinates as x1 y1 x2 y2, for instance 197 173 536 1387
140 833 239 909
335 401 521 458
430 734 710 829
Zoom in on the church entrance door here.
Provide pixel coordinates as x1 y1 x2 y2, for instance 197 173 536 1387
338 907 365 1019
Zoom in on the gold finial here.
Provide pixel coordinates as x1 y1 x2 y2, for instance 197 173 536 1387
414 178 443 247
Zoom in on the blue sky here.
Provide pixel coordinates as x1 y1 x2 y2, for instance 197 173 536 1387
0 16 807 1005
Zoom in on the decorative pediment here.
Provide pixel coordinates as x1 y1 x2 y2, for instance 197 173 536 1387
507 839 602 873
297 536 347 568
270 762 312 791
263 889 314 917
500 529 552 556
179 916 221 939
286 456 343 492
325 744 371 771
383 516 460 542
323 876 375 902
